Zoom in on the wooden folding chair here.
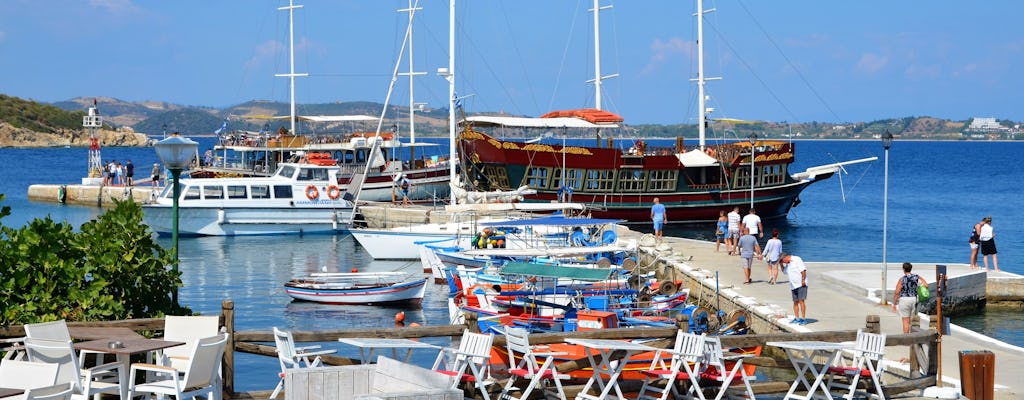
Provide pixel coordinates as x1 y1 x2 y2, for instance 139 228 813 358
827 329 887 400
432 330 494 400
637 330 706 400
500 327 569 400
698 336 756 400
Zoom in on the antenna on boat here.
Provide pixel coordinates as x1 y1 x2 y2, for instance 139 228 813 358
693 0 720 151
276 0 308 136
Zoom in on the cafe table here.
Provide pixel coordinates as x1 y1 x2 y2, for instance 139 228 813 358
767 340 852 400
564 338 657 400
75 338 184 399
338 338 441 364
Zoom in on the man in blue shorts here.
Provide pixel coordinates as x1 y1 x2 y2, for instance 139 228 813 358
650 197 667 242
781 253 808 325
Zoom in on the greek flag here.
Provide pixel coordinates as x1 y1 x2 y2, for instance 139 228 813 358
214 119 228 135
453 92 462 109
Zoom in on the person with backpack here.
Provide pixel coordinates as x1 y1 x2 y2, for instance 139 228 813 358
892 262 928 334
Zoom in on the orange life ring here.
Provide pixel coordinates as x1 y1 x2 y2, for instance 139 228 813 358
326 185 341 200
705 147 716 157
305 185 319 200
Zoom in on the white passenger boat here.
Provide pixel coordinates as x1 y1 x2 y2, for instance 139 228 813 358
283 272 427 305
143 161 354 236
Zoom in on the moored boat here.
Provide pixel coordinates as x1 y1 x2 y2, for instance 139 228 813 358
283 272 427 306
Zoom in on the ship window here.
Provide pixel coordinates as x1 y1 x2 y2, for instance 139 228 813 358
202 186 224 200
583 170 615 191
761 164 786 185
228 185 248 199
273 185 293 199
525 167 551 189
735 167 754 188
251 185 271 199
481 165 510 190
296 168 329 181
552 168 582 191
617 170 647 192
648 170 677 192
183 186 200 200
276 166 296 179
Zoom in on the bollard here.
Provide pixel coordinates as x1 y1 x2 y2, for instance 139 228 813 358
865 314 880 334
959 350 995 400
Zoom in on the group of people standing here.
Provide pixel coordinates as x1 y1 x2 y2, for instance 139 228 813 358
969 216 999 271
103 159 134 186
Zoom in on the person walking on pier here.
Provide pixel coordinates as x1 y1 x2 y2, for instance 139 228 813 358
737 226 761 284
151 163 162 187
762 229 783 285
979 216 999 271
781 253 808 325
715 210 728 252
893 262 928 334
742 208 763 238
727 206 741 255
651 197 667 242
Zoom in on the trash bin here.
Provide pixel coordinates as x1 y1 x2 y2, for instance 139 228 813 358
959 350 994 400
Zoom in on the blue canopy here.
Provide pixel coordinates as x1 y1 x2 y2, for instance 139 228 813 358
481 215 622 227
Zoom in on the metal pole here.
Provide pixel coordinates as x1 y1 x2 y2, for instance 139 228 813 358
881 146 889 305
750 145 755 210
171 168 181 305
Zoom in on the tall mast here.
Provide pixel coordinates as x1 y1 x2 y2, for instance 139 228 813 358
588 0 617 110
693 0 718 150
447 0 457 205
276 0 307 135
398 0 425 144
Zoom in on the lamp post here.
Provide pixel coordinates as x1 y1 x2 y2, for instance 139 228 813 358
748 133 757 210
154 133 198 305
881 130 893 305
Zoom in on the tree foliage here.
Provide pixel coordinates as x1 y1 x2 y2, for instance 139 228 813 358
0 94 86 133
0 195 189 324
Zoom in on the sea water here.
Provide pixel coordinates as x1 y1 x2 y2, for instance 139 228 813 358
0 139 1020 390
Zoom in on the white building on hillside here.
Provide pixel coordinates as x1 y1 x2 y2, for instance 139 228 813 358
968 117 1005 132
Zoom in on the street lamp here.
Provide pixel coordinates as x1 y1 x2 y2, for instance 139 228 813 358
154 133 198 305
748 133 758 210
880 130 893 305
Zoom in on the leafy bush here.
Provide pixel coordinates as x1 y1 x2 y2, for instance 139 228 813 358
0 195 189 324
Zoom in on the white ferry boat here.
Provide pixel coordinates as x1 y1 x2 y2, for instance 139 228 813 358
143 162 355 236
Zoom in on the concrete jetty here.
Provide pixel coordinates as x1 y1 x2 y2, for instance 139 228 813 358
27 184 156 207
615 226 1024 399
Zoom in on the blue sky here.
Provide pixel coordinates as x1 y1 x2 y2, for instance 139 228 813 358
1 0 1021 125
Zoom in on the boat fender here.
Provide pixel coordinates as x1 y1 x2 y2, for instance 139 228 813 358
659 281 678 296
305 185 319 200
326 185 341 200
57 185 67 204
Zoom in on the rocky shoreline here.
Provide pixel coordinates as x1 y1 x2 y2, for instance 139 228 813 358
0 121 150 148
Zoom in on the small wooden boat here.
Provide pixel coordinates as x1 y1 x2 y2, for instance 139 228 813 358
283 272 427 306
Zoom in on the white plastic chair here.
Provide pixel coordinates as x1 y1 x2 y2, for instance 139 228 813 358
637 330 706 400
270 327 335 399
23 338 123 400
698 336 756 400
0 359 59 391
23 320 103 368
432 330 494 400
1 337 26 361
128 333 228 400
24 383 74 400
827 329 887 400
160 316 220 370
500 327 568 400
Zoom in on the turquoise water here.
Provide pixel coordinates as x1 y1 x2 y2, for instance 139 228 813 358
0 139 1020 390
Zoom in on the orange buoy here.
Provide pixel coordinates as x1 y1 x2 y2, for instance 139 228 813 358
395 311 406 323
351 267 358 273
409 322 421 328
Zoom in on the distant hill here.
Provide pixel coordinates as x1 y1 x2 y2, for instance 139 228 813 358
1 94 90 133
52 96 200 128
0 95 148 147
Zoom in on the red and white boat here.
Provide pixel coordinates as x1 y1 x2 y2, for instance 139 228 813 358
283 272 427 306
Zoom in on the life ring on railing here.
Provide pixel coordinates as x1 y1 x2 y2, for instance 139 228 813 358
305 185 319 200
326 185 341 200
704 147 716 157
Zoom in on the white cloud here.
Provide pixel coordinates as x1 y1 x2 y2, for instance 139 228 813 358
855 53 888 75
246 40 285 70
641 37 692 76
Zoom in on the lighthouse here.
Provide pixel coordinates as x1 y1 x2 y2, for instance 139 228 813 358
82 100 104 185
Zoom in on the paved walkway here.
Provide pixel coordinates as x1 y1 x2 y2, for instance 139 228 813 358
618 228 1023 399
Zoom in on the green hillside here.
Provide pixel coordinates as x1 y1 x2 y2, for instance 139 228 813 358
0 94 93 133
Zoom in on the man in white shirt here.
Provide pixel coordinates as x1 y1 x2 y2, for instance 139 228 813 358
742 208 763 238
726 206 741 255
781 253 808 325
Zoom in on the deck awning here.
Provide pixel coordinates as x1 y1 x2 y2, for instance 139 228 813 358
501 262 613 281
677 149 720 167
465 116 618 129
480 215 622 227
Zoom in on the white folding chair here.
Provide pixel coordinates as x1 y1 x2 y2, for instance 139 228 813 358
698 336 756 400
637 330 706 400
160 316 220 370
500 327 568 400
270 327 335 399
432 330 494 400
128 333 228 400
0 359 59 391
23 338 123 400
24 383 74 400
1 337 26 361
24 320 103 368
827 329 887 400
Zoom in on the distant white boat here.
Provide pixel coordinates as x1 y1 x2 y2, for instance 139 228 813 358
283 272 427 305
142 161 354 236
